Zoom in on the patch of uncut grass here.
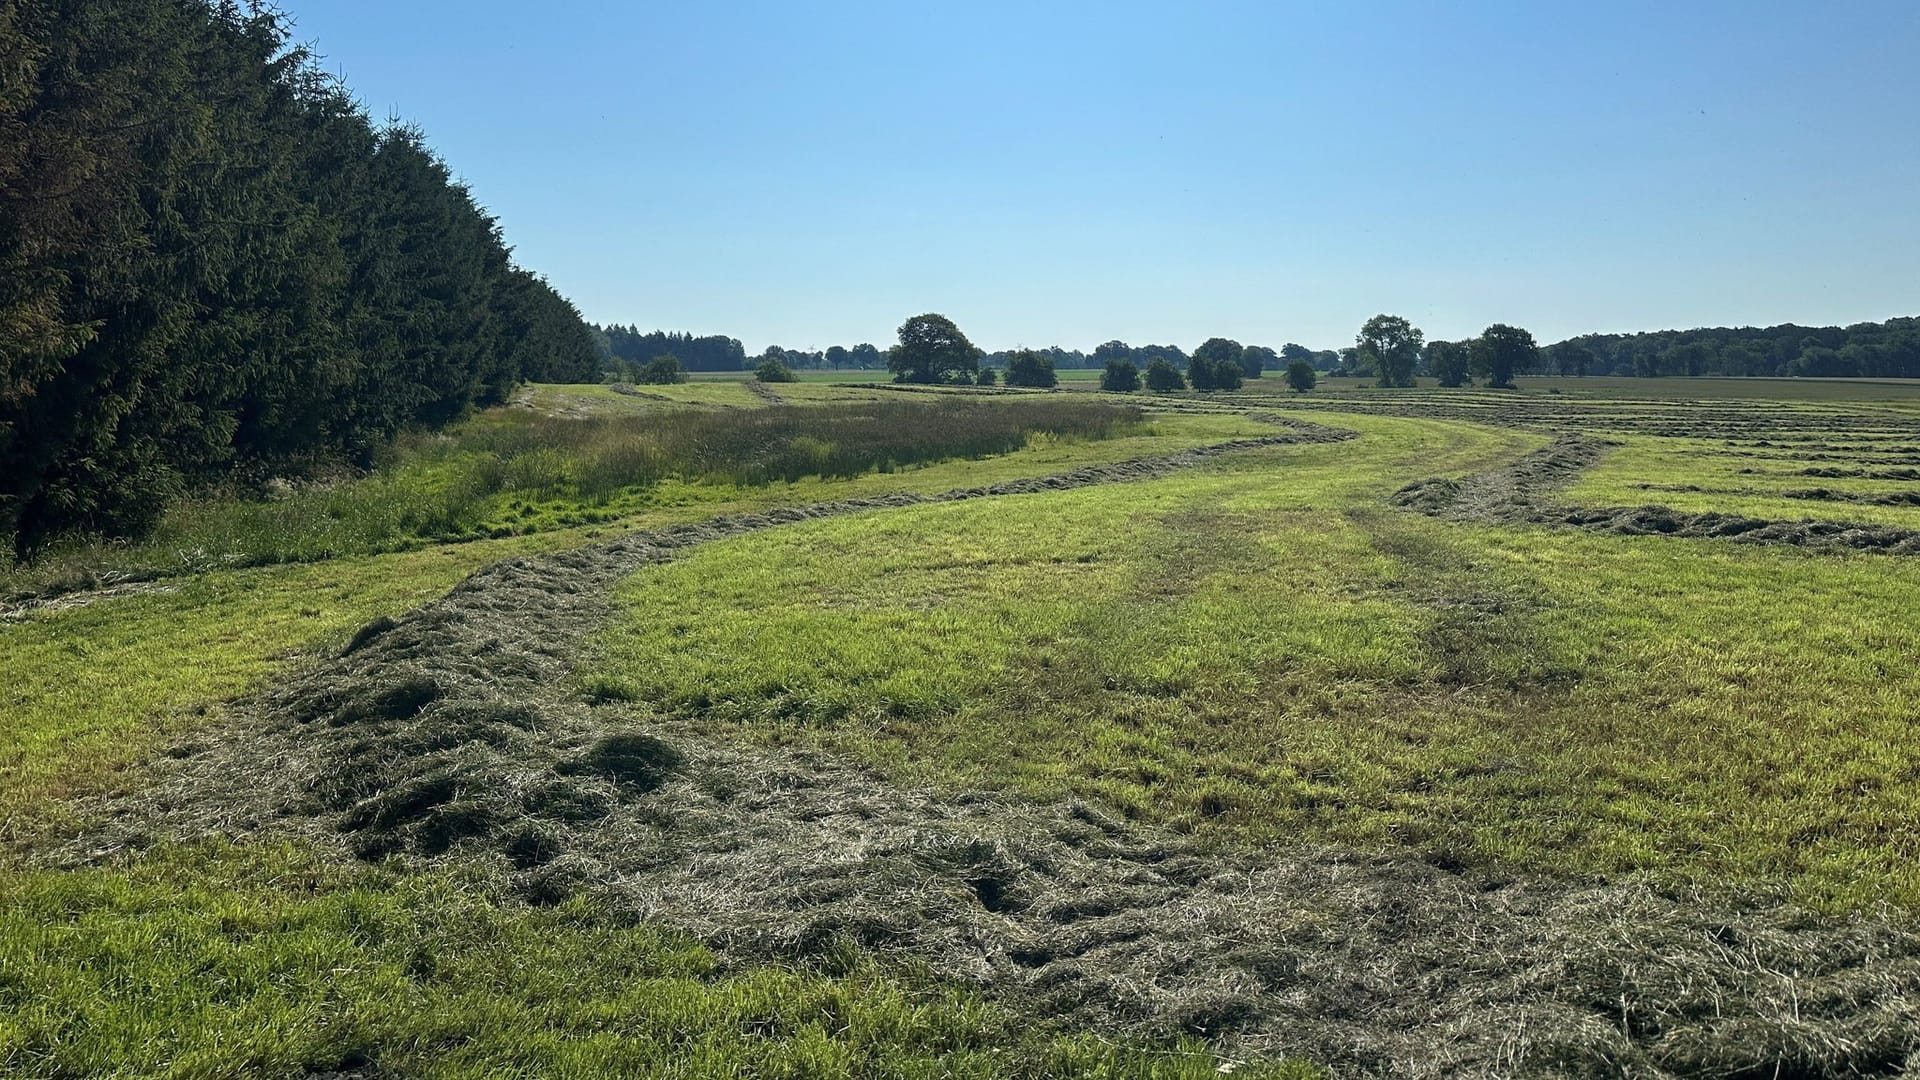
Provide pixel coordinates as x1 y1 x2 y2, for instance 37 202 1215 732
618 379 771 408
0 842 1310 1080
2 399 1248 598
593 409 1920 911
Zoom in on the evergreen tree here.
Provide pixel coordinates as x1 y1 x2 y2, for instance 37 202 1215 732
0 1 600 556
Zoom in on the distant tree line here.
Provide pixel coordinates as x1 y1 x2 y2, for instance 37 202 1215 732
599 328 749 373
595 333 900 376
757 343 888 372
597 323 1379 385
598 313 1920 399
1548 318 1920 379
992 345 1093 370
1 0 599 557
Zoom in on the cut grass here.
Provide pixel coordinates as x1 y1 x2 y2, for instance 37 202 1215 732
590 409 1920 909
1565 433 1920 528
0 407 1324 1076
0 842 1309 1079
1292 375 1920 401
0 532 579 841
17 384 1920 1073
704 369 1920 400
617 379 773 408
0 408 1275 842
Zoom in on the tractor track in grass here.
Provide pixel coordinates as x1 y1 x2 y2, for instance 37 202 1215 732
53 418 1920 1078
1394 436 1920 554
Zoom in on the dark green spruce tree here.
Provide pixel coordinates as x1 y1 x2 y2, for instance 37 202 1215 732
0 0 601 557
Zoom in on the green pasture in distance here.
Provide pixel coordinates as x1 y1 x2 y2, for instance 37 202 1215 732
686 369 888 383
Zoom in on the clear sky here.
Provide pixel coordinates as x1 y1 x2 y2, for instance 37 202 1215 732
286 1 1920 353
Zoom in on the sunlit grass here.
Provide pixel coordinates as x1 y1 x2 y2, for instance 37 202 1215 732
0 532 579 840
18 387 1920 1075
1566 434 1920 528
0 406 1274 838
0 843 1306 1079
2 395 1161 597
591 410 1920 909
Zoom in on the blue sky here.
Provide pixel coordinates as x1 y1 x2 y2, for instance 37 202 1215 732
287 1 1920 352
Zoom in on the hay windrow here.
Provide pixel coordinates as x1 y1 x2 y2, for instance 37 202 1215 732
53 423 1920 1078
1393 437 1920 554
743 380 787 405
0 579 178 621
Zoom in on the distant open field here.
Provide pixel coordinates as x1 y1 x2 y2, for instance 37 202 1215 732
686 368 890 384
9 380 1920 1076
694 366 1920 402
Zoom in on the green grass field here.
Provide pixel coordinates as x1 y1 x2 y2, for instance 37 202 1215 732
1 389 1309 1078
2 844 1293 1079
2 388 1220 598
588 409 1920 909
708 367 1920 401
9 378 1920 1075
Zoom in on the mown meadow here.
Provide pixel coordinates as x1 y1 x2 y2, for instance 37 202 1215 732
587 403 1920 910
3 841 1305 1079
10 378 1920 1074
0 385 1298 1078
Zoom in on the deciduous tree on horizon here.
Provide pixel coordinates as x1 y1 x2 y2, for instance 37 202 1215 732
1471 324 1537 389
1004 349 1058 388
1100 359 1140 392
888 313 980 384
1427 340 1470 387
1146 357 1186 392
1358 314 1424 388
1193 338 1246 385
